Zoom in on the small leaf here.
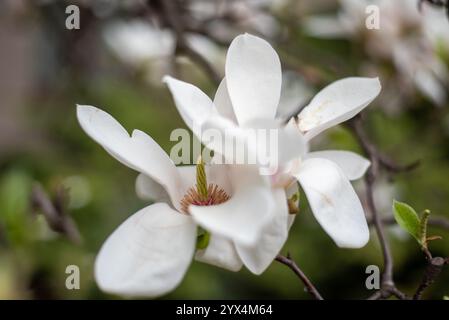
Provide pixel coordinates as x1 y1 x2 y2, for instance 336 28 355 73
393 200 421 242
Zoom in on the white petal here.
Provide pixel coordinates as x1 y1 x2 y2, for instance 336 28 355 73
94 203 196 297
135 173 170 203
278 119 308 166
77 105 181 203
295 158 369 248
214 78 238 123
225 33 281 124
189 165 275 246
297 77 381 140
235 189 288 274
200 115 257 166
201 115 307 168
195 234 243 272
163 76 215 134
304 150 370 180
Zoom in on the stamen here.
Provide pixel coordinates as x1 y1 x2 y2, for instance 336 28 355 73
180 183 230 214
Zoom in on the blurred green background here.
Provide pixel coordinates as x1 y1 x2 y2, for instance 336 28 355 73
0 0 448 299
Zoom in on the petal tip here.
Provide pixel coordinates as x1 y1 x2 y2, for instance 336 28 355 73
335 228 370 249
76 104 94 115
162 75 173 84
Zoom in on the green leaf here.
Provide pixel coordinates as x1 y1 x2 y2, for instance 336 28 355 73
393 200 421 242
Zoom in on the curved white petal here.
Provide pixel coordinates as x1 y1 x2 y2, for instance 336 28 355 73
135 173 170 203
295 158 369 248
195 234 243 272
304 150 370 180
94 203 196 297
77 105 181 203
163 76 215 135
200 114 258 166
235 189 288 274
297 77 381 140
189 165 275 247
278 119 308 165
225 33 282 125
214 78 238 123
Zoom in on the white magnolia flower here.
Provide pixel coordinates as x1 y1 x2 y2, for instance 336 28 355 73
165 33 381 248
304 0 449 106
77 104 291 297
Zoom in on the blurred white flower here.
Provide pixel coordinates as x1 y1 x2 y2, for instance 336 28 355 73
103 20 224 85
304 0 449 106
77 104 290 297
189 0 282 40
165 33 381 248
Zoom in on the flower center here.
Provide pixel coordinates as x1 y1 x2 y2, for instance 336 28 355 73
180 156 230 214
180 183 230 214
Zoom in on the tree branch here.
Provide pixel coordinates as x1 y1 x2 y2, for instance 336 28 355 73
159 0 221 85
413 256 446 299
275 254 324 300
31 183 82 244
349 117 394 285
348 115 409 299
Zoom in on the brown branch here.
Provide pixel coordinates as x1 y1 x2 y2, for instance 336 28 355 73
345 118 420 175
31 183 82 244
159 0 221 85
275 254 324 300
350 117 393 284
413 257 446 299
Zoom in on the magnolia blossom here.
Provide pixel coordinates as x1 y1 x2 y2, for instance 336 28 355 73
77 105 292 297
304 0 449 106
165 33 381 248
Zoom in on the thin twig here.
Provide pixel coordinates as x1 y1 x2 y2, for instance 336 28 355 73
350 117 394 286
349 115 409 299
275 254 324 300
31 183 82 244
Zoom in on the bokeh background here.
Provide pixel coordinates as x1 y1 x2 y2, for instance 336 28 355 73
0 0 448 299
